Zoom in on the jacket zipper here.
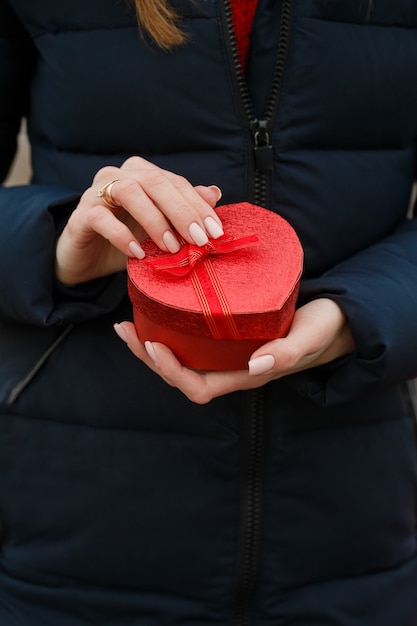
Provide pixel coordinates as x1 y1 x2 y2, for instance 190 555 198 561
220 1 295 624
235 388 265 626
222 0 294 208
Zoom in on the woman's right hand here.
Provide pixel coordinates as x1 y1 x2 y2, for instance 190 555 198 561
55 156 223 285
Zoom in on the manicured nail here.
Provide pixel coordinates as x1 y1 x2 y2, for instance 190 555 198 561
128 241 145 259
162 230 181 253
189 222 209 246
114 323 128 343
204 216 224 239
145 341 157 363
248 354 275 376
208 185 222 202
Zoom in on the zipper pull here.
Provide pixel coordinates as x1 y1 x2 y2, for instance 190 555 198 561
251 119 273 172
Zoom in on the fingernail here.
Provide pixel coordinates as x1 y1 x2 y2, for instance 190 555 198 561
145 341 157 363
128 241 146 259
114 323 128 343
204 216 224 239
208 185 222 202
162 230 181 253
248 354 275 376
189 222 209 247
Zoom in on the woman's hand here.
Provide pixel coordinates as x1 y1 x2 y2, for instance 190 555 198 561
55 156 223 285
114 298 356 404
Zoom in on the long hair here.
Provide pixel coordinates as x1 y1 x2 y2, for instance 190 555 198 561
366 0 373 20
131 0 187 50
132 0 374 51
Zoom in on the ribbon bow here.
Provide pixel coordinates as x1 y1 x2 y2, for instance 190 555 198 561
146 232 259 278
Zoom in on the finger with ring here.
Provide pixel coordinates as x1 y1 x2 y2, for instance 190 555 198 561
97 179 121 209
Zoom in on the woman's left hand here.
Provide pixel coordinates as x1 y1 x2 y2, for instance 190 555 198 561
114 298 355 404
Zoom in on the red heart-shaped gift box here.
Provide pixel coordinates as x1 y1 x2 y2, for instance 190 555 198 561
127 202 303 370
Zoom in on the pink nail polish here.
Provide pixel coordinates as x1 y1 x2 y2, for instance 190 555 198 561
248 354 275 375
145 341 157 363
208 185 222 202
204 216 224 239
114 323 128 343
189 222 209 247
128 241 145 259
162 230 181 253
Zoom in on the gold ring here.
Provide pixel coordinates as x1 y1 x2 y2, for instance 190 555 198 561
97 179 121 209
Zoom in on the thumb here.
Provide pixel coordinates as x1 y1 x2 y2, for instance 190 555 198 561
248 335 304 376
248 299 350 377
195 185 222 207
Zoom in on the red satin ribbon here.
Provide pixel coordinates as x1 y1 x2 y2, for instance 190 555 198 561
146 233 259 277
146 232 259 340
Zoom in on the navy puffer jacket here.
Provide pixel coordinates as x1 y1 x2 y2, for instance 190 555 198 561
0 1 417 624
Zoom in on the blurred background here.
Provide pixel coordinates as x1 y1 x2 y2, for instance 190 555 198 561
4 120 31 187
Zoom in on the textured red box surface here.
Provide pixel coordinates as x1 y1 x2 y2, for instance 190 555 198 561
127 203 303 370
